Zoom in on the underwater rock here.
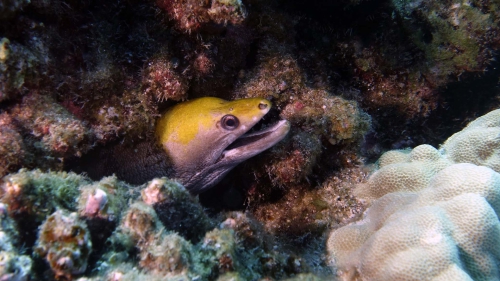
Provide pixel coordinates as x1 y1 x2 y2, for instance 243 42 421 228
0 251 32 281
0 113 27 177
10 93 94 163
142 178 214 242
142 56 188 102
392 0 500 84
138 232 194 276
156 0 246 33
0 38 46 102
0 202 32 281
35 210 92 280
0 169 86 222
234 52 370 204
78 176 128 221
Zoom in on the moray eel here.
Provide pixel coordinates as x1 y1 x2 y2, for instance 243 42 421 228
83 97 290 194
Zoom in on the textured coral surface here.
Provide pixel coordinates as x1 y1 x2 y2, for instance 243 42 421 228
328 109 500 280
1 0 500 279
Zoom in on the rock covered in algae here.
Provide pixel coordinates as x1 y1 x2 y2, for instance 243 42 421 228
9 93 94 166
0 251 32 281
78 176 128 221
0 169 87 222
392 0 500 84
0 113 27 177
0 166 335 280
156 0 247 33
0 203 32 281
35 210 92 280
141 178 214 241
0 37 47 102
233 51 370 194
142 56 188 102
91 178 330 280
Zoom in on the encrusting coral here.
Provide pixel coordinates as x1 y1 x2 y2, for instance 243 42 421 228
327 109 500 280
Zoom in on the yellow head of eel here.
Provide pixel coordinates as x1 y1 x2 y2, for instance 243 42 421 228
156 97 290 194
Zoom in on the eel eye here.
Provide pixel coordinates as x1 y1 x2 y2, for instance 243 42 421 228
221 115 239 130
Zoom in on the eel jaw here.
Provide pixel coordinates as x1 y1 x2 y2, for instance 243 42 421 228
185 120 291 194
221 119 291 163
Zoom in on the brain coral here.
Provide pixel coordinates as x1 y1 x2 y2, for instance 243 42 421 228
327 109 500 280
356 109 500 200
328 163 500 281
440 109 500 173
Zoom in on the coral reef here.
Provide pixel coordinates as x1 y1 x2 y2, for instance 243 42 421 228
0 169 87 222
35 210 92 280
329 163 500 280
142 56 189 102
232 51 371 213
156 0 247 33
327 109 500 280
10 93 93 158
0 170 332 279
356 109 500 200
1 0 500 278
141 178 214 241
100 179 322 280
0 113 27 177
440 108 500 172
392 0 500 83
78 176 128 221
0 37 46 102
0 203 32 281
251 166 368 236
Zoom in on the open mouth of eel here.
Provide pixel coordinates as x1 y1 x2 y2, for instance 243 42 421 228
222 120 291 161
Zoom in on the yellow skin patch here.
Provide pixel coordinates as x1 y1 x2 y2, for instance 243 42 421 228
155 97 272 170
